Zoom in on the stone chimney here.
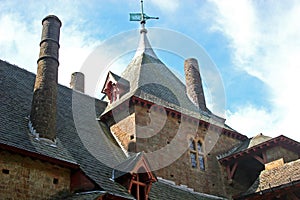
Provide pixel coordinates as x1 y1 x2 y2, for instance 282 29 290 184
70 72 85 93
184 58 207 111
30 15 62 141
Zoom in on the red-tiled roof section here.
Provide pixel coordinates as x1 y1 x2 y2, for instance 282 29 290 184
235 159 300 199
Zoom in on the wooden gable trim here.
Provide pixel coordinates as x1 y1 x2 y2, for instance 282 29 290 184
125 153 157 200
131 155 157 182
101 71 117 94
220 135 300 165
226 161 238 181
252 151 267 165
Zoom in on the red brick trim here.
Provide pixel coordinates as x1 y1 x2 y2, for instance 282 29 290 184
129 96 247 141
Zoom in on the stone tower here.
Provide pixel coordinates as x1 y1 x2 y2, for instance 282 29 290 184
184 58 207 111
30 15 62 141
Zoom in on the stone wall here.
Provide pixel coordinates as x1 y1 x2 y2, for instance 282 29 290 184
110 113 136 152
0 150 70 199
266 146 299 163
110 103 241 197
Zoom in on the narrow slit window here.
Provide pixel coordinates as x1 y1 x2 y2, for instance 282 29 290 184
53 178 59 184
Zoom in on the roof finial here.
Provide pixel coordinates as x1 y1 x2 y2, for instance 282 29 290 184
129 0 159 28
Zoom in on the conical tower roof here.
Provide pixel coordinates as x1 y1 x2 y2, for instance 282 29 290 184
102 26 222 124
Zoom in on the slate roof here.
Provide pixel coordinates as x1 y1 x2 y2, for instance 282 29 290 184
217 133 272 160
0 60 134 199
237 159 300 198
0 59 227 200
50 191 105 200
102 30 230 131
113 152 156 180
150 180 227 200
113 152 144 179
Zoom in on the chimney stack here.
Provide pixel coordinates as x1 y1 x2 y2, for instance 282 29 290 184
184 58 207 111
70 72 85 93
30 15 62 141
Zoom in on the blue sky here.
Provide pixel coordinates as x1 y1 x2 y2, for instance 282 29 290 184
1 0 300 142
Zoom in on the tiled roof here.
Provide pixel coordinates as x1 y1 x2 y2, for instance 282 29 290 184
113 152 144 179
0 59 228 199
150 179 227 200
50 191 105 200
238 159 300 198
0 60 133 199
61 190 137 200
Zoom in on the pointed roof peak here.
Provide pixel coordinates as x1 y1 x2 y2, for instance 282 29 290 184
133 27 158 59
129 0 159 59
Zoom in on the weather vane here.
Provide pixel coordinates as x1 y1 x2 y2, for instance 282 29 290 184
129 0 159 24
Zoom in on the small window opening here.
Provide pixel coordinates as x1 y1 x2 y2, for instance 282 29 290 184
130 135 134 140
170 174 174 178
53 178 59 184
2 169 9 174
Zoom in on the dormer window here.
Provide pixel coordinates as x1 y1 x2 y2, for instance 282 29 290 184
107 82 119 103
101 71 129 104
129 167 149 200
113 152 157 200
189 138 205 170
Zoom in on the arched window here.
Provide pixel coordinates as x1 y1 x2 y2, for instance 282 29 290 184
189 138 205 170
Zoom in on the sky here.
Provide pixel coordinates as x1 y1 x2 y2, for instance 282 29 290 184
1 0 300 142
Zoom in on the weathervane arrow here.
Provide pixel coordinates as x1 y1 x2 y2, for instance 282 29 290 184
129 0 159 24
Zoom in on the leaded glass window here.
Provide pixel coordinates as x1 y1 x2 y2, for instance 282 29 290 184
189 138 205 170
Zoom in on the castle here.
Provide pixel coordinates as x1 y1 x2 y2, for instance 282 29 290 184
0 14 300 200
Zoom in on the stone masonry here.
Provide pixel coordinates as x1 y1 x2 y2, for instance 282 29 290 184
184 58 207 111
110 103 241 197
0 150 70 199
30 15 61 141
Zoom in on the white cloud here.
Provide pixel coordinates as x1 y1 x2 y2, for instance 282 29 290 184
149 0 180 13
0 13 40 72
226 105 278 138
0 1 100 87
209 0 300 141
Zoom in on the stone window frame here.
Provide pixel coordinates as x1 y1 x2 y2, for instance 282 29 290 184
189 138 205 170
